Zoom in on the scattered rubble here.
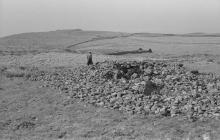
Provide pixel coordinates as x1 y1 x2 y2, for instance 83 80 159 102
25 60 220 121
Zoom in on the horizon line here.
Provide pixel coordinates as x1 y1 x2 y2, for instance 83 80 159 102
1 28 220 38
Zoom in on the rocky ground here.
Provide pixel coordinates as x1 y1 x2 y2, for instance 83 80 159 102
23 60 220 121
1 60 220 139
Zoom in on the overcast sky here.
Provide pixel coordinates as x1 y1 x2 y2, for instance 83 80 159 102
0 0 220 37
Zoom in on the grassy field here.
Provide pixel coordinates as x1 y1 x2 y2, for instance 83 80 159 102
1 30 220 139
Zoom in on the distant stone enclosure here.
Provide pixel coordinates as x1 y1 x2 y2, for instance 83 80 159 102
108 48 153 55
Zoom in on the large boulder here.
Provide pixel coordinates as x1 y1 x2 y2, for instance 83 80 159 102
143 80 157 96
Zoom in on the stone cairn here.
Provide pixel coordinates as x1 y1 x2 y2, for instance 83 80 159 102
26 60 220 121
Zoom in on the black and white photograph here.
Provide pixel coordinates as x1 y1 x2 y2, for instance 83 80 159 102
0 0 220 139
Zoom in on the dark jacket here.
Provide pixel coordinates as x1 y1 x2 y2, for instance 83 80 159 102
87 53 93 65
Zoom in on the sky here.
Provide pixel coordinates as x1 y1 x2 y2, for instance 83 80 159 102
0 0 220 37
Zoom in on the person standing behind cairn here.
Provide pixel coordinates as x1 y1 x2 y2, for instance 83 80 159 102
87 52 93 65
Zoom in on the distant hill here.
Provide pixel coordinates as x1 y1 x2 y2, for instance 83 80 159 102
133 32 220 37
0 29 128 55
182 32 220 37
0 29 220 55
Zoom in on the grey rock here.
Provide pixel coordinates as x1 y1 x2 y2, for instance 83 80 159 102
143 81 157 96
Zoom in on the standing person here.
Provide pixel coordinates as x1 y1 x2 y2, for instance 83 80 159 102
87 52 93 65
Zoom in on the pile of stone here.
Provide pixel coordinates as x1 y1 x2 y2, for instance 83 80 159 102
26 60 220 121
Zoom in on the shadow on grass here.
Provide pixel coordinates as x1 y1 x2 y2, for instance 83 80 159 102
2 67 28 78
